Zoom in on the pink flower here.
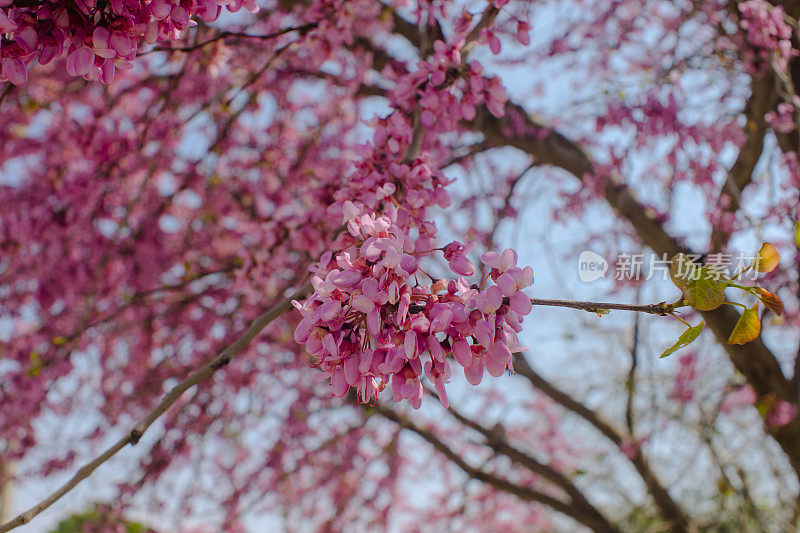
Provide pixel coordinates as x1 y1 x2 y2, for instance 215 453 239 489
452 338 472 367
464 355 484 386
1 57 27 85
449 254 476 276
66 47 94 77
481 248 517 273
476 285 503 314
510 291 532 315
16 26 38 53
0 9 16 33
766 400 798 427
516 21 531 46
93 27 117 58
444 241 477 276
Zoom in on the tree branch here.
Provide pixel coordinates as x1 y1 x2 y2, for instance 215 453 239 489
529 298 674 316
0 462 14 524
709 71 774 251
423 387 618 532
370 402 621 533
0 282 312 533
137 23 318 55
465 99 800 475
383 8 800 477
512 354 691 531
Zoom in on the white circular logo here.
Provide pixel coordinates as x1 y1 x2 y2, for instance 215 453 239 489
578 251 608 282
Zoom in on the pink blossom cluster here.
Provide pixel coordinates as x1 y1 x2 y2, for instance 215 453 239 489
285 13 536 409
389 38 508 127
0 0 254 85
738 0 796 74
293 206 533 409
766 101 797 133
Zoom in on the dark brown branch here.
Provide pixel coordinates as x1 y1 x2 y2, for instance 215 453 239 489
709 71 774 251
388 7 444 51
402 109 424 162
371 403 620 533
464 98 800 477
512 354 691 531
138 23 317 55
423 388 618 532
625 305 641 436
470 101 687 258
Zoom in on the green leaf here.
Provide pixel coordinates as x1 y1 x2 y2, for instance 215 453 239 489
659 321 704 359
669 253 696 293
683 270 726 310
669 254 728 311
728 304 761 345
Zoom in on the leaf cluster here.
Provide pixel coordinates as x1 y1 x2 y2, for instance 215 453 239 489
659 243 783 358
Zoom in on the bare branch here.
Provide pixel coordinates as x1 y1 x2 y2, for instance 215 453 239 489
402 109 425 162
0 282 312 533
137 23 318 56
0 462 15 524
464 99 800 475
423 387 618 531
370 402 621 533
710 71 775 251
529 298 674 316
626 290 642 436
512 354 691 531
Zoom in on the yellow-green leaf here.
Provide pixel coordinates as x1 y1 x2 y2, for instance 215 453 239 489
669 253 696 292
684 272 726 310
794 222 800 248
728 304 761 345
670 254 727 311
754 242 780 274
52 336 67 346
27 351 41 377
660 322 704 359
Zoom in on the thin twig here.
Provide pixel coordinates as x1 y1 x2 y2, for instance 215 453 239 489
0 282 311 533
370 401 620 533
408 297 675 317
138 23 317 56
529 298 674 316
461 5 500 59
421 385 616 528
512 354 691 530
625 289 641 435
